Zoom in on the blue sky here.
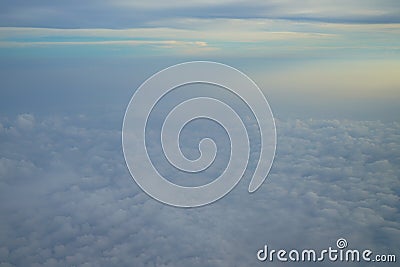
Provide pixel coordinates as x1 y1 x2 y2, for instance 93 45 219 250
0 1 399 266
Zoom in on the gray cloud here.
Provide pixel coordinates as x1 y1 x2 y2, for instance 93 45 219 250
0 113 399 266
1 0 399 28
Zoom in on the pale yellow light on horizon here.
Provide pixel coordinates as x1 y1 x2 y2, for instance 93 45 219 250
256 60 400 99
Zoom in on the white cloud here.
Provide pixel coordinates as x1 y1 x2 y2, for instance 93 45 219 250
16 113 35 130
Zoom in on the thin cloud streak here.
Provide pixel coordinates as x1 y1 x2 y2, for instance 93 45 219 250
0 40 209 48
0 24 336 42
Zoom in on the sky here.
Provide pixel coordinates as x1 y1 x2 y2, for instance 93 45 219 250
0 1 399 267
1 0 399 119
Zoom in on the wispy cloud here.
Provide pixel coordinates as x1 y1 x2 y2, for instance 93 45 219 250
1 0 399 28
1 16 399 58
0 23 336 42
0 39 208 48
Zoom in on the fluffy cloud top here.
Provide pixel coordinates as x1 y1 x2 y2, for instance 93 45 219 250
0 114 398 266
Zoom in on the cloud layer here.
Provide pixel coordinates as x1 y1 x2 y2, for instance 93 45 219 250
1 0 400 28
0 114 399 266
